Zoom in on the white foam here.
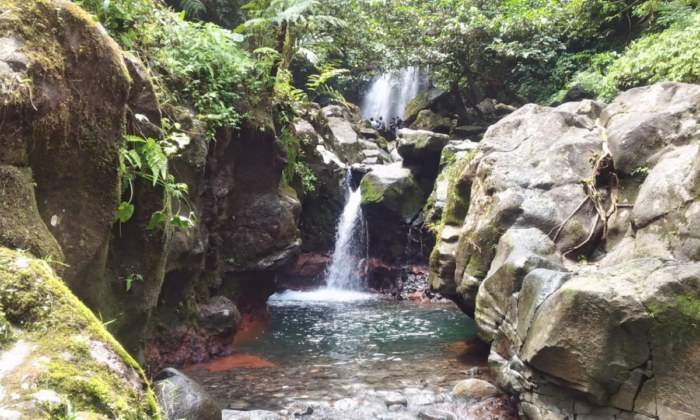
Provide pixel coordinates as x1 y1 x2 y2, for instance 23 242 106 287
268 289 376 304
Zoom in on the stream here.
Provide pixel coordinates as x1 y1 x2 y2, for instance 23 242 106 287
184 291 518 419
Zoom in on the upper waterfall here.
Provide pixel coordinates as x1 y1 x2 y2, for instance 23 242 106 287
360 67 430 121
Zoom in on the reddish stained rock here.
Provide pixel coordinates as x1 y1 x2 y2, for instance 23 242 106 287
145 327 237 376
180 354 275 374
276 252 332 291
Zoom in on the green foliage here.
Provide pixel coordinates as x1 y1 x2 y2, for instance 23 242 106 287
78 0 270 139
124 273 144 292
75 0 152 47
180 0 206 18
296 161 318 192
118 134 195 229
605 11 700 88
632 166 652 177
140 12 267 139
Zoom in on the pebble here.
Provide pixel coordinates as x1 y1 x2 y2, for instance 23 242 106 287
228 401 250 410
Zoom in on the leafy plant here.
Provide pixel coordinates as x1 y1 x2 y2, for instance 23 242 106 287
180 0 206 18
124 273 144 292
117 134 196 231
75 0 152 47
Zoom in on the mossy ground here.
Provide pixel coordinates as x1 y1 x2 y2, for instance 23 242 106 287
0 248 160 419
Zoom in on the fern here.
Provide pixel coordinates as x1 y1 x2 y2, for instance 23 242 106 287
118 134 195 230
180 0 206 18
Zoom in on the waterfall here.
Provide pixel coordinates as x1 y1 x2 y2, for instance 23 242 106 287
324 177 368 291
360 67 430 121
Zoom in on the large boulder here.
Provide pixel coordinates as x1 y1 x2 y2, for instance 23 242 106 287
410 110 454 134
427 82 700 420
0 248 159 419
326 116 364 163
516 259 700 419
360 163 424 223
604 82 700 176
0 0 176 356
397 129 451 164
298 140 346 252
360 163 425 261
155 368 222 420
430 101 607 311
404 89 462 126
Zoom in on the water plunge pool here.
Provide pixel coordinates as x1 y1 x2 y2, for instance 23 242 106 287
184 291 502 416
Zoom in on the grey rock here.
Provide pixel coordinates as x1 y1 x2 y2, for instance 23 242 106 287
382 393 408 407
360 162 424 223
397 129 450 163
155 368 222 420
453 379 499 399
475 228 565 342
198 296 242 333
222 410 284 420
605 82 700 175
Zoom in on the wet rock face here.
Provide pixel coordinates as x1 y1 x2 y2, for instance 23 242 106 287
428 82 700 419
213 128 302 271
155 368 222 420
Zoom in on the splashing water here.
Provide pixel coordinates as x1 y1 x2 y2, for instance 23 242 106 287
360 67 430 121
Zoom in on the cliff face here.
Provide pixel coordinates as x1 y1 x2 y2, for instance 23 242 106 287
430 83 700 419
0 0 309 377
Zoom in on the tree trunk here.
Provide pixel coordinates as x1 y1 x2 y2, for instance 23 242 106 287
269 20 288 79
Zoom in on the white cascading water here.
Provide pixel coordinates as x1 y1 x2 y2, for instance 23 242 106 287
324 179 367 291
360 67 429 121
271 176 371 302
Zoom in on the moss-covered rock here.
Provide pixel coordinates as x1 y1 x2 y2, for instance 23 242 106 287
410 110 454 134
359 163 425 262
404 89 460 126
0 247 160 419
0 166 63 261
360 164 424 221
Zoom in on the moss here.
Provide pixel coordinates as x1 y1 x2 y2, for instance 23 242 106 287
412 110 452 132
648 293 700 345
0 248 160 419
405 90 438 122
375 134 388 150
440 149 456 168
0 166 64 261
360 176 384 205
423 194 438 218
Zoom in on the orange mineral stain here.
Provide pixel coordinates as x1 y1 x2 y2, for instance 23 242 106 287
181 354 275 375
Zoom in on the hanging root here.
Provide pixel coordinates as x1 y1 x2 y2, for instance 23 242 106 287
561 121 620 256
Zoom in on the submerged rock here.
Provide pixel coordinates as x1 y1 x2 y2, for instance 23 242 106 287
222 410 284 420
452 379 499 400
